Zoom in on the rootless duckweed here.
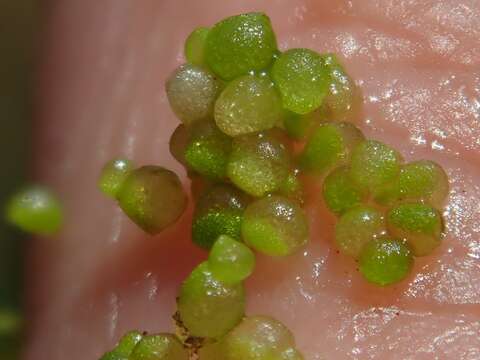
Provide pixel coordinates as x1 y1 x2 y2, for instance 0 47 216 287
99 331 143 360
0 309 22 337
177 262 245 339
375 160 449 207
6 186 63 236
271 48 330 115
192 184 250 249
166 63 220 126
214 74 283 137
322 166 365 215
98 158 134 198
227 129 292 197
242 195 308 256
349 140 403 194
208 234 255 284
359 238 414 286
222 316 304 360
387 203 443 256
116 166 187 235
184 27 209 67
320 53 361 122
300 122 365 174
206 13 278 80
129 334 188 360
98 10 451 359
184 119 232 181
335 205 387 258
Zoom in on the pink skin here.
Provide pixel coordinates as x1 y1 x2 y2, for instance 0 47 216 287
27 0 480 359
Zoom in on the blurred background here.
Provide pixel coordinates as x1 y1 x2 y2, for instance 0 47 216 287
0 0 38 357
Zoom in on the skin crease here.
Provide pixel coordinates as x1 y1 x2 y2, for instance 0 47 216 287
26 0 480 359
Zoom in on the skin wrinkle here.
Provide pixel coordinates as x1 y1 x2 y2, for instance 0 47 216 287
27 0 480 359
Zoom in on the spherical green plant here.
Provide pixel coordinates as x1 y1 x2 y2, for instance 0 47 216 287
359 238 414 286
208 234 255 284
192 184 250 249
335 205 386 258
271 48 330 114
98 158 134 199
166 64 220 126
129 334 188 360
223 316 303 360
387 203 443 256
206 13 278 80
215 75 282 137
242 195 308 256
5 186 63 236
116 166 187 235
322 166 365 215
349 140 403 193
0 309 21 337
319 53 361 122
177 262 245 339
185 26 209 66
227 129 291 197
99 331 143 360
300 122 364 174
184 119 232 181
375 160 449 207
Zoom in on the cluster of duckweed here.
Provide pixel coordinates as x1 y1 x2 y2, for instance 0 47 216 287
326 144 448 286
94 12 448 360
